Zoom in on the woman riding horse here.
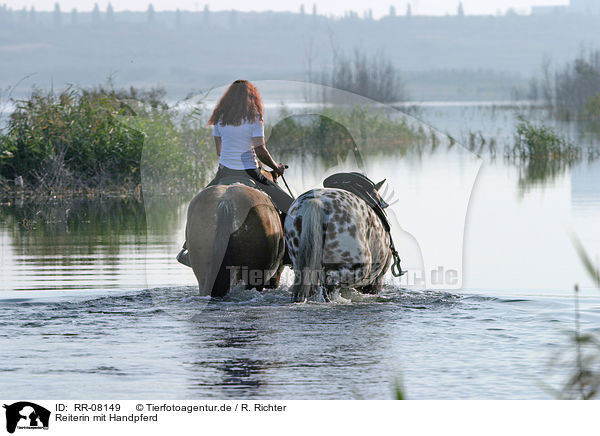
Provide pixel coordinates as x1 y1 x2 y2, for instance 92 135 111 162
178 80 293 266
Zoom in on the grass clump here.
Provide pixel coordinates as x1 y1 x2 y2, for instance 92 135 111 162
511 117 580 191
514 117 579 159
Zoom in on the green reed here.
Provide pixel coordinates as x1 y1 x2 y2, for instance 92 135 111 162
0 83 213 198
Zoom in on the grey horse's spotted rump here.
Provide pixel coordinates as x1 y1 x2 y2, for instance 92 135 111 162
284 188 392 301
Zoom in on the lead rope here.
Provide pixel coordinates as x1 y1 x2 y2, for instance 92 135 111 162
278 165 295 199
389 237 407 277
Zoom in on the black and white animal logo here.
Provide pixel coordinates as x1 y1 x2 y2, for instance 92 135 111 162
3 402 50 434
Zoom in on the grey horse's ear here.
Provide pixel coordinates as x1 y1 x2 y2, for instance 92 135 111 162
374 179 386 190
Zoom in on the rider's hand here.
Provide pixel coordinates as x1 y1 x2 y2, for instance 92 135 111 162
275 163 286 176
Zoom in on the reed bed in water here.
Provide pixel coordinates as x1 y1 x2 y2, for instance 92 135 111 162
0 84 214 199
1 86 430 199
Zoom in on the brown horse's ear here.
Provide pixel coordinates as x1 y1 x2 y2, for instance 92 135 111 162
374 179 386 190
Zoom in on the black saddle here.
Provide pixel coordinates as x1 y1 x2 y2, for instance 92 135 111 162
323 172 391 232
216 175 259 188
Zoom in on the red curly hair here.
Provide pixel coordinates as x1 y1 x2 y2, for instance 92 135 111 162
208 80 263 126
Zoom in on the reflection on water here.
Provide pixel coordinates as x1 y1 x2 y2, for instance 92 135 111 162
0 196 177 292
186 321 269 398
1 144 598 293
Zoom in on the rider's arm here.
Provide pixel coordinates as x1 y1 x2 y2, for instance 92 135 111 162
252 137 284 175
214 136 222 156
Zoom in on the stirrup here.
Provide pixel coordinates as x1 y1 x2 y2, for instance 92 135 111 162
390 248 407 277
176 248 191 267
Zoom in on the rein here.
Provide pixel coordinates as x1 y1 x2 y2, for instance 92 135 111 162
263 163 295 199
279 169 294 198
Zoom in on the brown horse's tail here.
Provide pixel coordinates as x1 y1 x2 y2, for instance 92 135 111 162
291 198 324 302
205 196 234 297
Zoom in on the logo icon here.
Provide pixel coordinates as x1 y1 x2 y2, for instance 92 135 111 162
3 402 50 434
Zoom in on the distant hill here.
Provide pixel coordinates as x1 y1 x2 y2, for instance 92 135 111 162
1 8 600 101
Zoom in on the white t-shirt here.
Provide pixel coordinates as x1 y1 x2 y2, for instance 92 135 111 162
213 119 264 170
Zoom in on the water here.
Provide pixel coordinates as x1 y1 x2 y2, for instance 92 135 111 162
3 287 597 399
1 102 599 399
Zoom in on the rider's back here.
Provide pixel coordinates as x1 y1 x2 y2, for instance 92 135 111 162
214 119 264 170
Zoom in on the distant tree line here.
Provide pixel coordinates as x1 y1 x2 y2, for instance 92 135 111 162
526 49 600 120
2 2 599 102
0 1 485 28
308 47 407 103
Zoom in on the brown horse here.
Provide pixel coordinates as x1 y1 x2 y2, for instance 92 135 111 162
185 182 285 297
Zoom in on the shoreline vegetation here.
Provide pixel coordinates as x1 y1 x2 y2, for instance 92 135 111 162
0 83 214 201
3 45 600 202
0 81 429 201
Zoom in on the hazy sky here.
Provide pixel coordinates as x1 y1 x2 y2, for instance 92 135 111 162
2 0 569 17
